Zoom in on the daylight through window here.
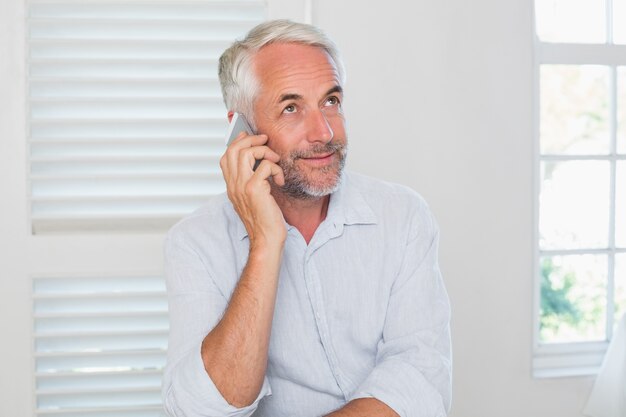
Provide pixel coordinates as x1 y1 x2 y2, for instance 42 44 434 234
534 0 626 376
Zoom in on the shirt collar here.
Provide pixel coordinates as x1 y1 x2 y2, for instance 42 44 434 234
325 171 377 227
232 171 377 241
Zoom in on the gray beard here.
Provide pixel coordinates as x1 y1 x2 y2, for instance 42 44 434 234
278 142 347 200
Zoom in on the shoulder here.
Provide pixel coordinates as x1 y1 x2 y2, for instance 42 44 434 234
165 193 236 250
345 171 432 214
344 171 437 239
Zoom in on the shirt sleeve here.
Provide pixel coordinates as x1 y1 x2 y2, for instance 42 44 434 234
348 206 452 417
162 229 271 417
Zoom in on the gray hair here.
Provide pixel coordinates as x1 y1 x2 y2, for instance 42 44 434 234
218 19 346 130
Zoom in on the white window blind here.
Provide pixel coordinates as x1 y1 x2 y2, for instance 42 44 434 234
27 0 266 233
33 275 169 417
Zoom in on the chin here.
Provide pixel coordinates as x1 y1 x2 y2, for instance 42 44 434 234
281 165 344 200
279 144 347 200
303 176 342 197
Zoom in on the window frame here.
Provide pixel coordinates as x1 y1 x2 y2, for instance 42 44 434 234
532 0 626 378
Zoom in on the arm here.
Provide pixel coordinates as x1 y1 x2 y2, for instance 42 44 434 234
204 132 286 406
163 133 287 415
345 206 452 417
325 398 400 417
201 237 282 407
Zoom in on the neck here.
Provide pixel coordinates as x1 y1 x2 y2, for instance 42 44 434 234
272 189 330 244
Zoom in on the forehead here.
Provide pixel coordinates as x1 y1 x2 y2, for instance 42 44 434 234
253 43 340 97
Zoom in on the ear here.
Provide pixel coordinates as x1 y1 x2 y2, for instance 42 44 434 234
227 111 234 123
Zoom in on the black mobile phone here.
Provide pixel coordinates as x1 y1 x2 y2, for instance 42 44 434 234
225 113 262 171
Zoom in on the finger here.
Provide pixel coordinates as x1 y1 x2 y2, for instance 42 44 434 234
225 134 269 177
231 130 248 144
237 146 280 172
250 146 280 163
229 133 269 150
253 159 285 187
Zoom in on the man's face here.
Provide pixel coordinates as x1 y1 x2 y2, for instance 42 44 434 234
251 43 347 199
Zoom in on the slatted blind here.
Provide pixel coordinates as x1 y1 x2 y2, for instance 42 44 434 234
33 275 169 417
27 0 266 233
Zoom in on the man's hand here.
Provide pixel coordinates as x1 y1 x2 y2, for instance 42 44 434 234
220 132 286 248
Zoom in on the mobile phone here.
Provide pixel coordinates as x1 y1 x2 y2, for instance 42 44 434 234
225 112 253 146
225 112 262 171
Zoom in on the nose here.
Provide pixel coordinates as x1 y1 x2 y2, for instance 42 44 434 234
305 109 334 144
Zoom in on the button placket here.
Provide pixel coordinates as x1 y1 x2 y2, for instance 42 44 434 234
304 251 352 399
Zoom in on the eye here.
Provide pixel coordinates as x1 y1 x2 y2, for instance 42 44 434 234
325 96 340 106
282 104 297 114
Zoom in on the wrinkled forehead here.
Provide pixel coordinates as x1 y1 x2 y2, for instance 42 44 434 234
252 43 341 90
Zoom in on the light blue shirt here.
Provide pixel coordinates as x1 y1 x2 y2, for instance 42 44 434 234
162 171 452 417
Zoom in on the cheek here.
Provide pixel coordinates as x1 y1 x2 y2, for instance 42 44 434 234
266 132 295 159
266 119 309 150
329 115 347 139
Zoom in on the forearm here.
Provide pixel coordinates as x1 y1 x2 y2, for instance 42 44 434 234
200 242 283 408
325 398 400 417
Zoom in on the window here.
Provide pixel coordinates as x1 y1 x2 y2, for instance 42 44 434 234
534 0 626 377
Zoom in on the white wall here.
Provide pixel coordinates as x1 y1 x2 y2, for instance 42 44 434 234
313 1 595 416
0 0 33 415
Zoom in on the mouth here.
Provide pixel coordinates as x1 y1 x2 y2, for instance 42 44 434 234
299 152 335 165
304 152 333 159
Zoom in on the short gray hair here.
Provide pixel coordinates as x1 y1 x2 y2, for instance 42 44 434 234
218 19 346 130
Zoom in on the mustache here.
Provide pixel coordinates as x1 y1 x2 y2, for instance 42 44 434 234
288 142 346 160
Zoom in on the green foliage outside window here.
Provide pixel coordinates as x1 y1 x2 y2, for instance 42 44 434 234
540 258 581 335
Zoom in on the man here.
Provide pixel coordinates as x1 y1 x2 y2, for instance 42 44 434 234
162 20 451 417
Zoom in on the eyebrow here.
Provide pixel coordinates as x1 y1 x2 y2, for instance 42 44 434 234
278 93 303 103
325 85 343 96
277 85 344 104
